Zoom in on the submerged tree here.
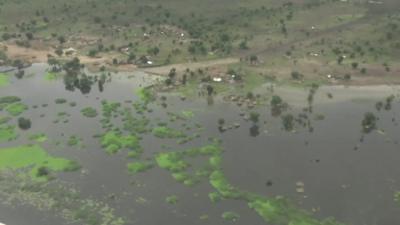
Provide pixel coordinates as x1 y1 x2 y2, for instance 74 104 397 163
361 112 378 133
18 117 31 130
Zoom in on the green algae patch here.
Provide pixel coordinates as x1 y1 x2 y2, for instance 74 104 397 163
166 195 179 204
210 170 243 199
127 161 153 174
0 145 79 179
29 133 48 143
5 102 28 116
152 126 185 139
81 107 98 118
0 73 10 87
0 125 17 142
67 135 81 146
222 212 240 222
101 131 140 154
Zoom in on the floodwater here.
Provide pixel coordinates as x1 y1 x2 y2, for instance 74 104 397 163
1 64 400 225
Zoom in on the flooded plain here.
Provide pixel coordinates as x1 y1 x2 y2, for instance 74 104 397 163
0 64 400 225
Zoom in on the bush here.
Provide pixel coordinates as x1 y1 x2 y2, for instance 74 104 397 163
18 117 31 130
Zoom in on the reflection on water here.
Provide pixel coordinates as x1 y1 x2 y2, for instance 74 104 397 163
0 64 400 225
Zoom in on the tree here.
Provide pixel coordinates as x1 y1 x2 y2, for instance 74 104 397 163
18 117 31 130
351 62 358 69
25 32 34 40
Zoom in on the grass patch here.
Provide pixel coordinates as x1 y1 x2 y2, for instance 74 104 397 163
44 72 61 81
222 212 240 222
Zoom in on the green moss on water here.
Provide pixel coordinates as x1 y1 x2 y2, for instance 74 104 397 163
0 125 17 142
0 145 79 179
29 133 48 143
152 126 185 139
127 161 153 174
5 102 28 116
101 131 140 154
0 73 10 87
166 195 179 204
81 107 98 118
222 211 240 222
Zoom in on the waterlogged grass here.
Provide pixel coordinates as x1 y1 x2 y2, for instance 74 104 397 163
0 73 10 87
5 102 28 116
29 133 48 143
44 72 61 81
166 195 179 204
0 171 125 225
152 126 185 139
136 87 154 103
0 125 17 142
127 161 154 174
222 211 240 222
154 142 344 225
0 145 79 179
81 107 98 118
0 96 21 104
101 131 140 154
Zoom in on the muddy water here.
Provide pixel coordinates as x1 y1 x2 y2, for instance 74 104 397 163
0 64 400 225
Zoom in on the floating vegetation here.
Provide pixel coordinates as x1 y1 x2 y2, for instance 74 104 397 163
0 73 10 87
0 145 79 180
136 87 155 104
67 135 81 147
222 211 240 222
44 72 61 81
0 125 17 142
5 102 28 116
0 170 125 225
152 126 185 139
101 131 140 154
81 107 98 118
127 161 154 174
165 195 179 204
29 133 48 143
55 98 67 104
0 96 21 104
181 110 195 119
